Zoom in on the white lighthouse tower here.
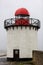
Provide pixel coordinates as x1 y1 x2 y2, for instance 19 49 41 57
4 8 40 61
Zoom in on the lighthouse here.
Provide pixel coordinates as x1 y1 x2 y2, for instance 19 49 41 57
4 8 40 61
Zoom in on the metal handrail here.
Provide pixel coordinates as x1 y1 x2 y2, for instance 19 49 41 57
4 18 40 29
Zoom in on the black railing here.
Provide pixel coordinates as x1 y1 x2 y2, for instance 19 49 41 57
4 18 40 29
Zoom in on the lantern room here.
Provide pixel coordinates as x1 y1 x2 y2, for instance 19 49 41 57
15 8 30 25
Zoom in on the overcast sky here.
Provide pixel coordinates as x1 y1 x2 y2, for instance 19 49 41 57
0 0 43 51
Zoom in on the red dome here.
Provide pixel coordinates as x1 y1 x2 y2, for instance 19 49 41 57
15 8 30 16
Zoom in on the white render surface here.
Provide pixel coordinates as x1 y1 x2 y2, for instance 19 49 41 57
7 27 38 58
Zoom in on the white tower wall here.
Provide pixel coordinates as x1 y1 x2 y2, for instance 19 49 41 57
7 27 38 58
